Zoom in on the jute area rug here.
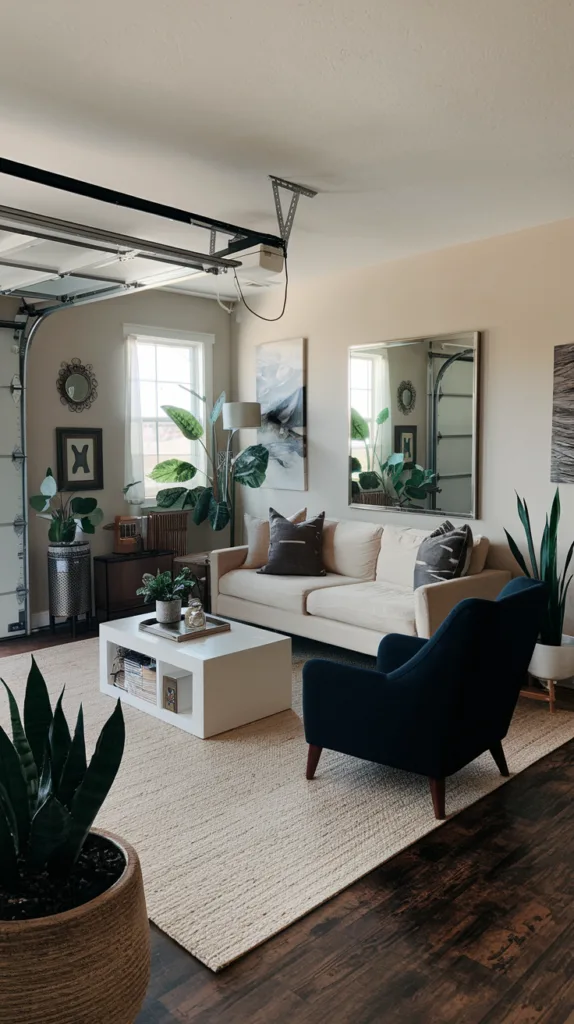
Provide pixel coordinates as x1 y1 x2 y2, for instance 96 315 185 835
1 638 573 972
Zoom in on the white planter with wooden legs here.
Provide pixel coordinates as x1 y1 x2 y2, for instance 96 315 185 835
527 635 574 712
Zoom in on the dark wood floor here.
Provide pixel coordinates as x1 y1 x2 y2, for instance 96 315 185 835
2 629 574 1023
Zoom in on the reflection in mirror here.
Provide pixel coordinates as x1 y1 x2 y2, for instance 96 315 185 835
65 373 90 402
349 332 479 518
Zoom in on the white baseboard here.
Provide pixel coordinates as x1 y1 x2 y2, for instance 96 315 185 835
31 610 50 630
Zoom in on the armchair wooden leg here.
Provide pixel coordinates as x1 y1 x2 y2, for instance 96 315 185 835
429 777 446 820
490 740 510 777
306 744 323 780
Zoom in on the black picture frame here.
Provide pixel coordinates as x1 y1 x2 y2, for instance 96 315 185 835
394 425 417 465
56 427 104 491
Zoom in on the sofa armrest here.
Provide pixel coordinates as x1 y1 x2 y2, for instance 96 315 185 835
210 546 248 611
414 569 512 638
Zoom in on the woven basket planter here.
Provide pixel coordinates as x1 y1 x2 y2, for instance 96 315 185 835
0 830 150 1024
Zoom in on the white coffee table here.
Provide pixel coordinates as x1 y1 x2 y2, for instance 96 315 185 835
99 613 292 738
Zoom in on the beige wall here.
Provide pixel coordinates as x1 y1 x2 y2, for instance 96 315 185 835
233 217 574 623
22 290 231 615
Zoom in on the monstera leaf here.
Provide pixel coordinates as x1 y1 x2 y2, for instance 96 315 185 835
193 486 213 525
208 496 231 531
161 406 204 441
210 391 226 425
359 471 381 491
351 408 370 441
149 459 197 483
234 445 269 488
155 486 205 510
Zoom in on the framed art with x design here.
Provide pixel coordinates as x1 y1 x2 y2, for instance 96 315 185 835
56 427 104 491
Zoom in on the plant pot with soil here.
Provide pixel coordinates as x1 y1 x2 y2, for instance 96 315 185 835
0 658 149 1024
505 487 574 687
136 566 199 624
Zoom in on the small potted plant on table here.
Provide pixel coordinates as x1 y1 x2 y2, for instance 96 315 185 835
0 658 150 1024
136 566 199 624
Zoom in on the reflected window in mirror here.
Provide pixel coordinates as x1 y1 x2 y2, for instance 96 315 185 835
349 332 480 519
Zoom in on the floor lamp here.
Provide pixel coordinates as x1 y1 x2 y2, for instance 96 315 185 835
222 402 262 546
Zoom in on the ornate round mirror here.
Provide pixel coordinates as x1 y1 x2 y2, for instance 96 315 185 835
397 379 416 415
57 359 98 412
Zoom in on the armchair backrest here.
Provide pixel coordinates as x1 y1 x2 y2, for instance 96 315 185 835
388 577 547 774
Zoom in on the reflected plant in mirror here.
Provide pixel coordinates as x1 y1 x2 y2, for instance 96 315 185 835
349 332 480 518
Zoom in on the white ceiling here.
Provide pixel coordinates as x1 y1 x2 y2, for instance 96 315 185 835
1 0 574 300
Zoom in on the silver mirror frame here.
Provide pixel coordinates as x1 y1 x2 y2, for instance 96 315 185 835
348 330 481 520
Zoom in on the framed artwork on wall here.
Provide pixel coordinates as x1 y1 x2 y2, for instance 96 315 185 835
256 337 307 491
56 427 104 491
394 424 417 464
551 343 574 482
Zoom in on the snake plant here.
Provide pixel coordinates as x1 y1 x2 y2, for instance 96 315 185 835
505 488 574 646
0 658 125 889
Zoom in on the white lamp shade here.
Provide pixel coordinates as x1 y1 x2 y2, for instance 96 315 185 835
222 402 261 430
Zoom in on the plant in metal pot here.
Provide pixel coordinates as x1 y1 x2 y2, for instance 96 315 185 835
0 658 149 1024
29 468 103 543
505 488 574 684
136 566 199 625
147 390 269 540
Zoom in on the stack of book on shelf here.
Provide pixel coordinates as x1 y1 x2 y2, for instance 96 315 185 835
111 647 157 704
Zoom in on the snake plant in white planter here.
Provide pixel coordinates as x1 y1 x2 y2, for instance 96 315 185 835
505 488 574 683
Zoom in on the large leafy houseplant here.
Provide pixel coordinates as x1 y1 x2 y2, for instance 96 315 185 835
505 488 573 646
0 657 124 892
29 468 104 543
148 390 268 534
350 407 438 507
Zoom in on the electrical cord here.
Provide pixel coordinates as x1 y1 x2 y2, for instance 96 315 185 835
233 255 289 321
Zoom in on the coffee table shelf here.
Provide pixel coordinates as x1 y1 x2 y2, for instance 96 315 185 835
99 612 292 738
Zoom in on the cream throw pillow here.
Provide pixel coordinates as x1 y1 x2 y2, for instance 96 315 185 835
242 508 307 569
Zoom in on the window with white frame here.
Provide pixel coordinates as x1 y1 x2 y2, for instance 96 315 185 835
350 351 390 469
125 327 212 503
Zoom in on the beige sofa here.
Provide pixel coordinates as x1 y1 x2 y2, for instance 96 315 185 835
210 521 511 656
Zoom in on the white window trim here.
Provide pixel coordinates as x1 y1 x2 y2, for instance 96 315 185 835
124 324 214 505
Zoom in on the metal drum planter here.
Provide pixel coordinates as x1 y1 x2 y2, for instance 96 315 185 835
47 541 91 635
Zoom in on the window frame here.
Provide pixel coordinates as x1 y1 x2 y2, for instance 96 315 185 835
123 324 214 505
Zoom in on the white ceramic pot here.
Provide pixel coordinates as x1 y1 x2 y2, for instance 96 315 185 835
155 598 182 624
529 634 574 682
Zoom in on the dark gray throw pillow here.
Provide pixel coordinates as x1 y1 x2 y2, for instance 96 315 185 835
413 521 473 589
257 509 326 576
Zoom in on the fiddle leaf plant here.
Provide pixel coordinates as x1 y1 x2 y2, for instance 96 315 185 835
148 391 269 533
0 657 125 889
29 468 103 543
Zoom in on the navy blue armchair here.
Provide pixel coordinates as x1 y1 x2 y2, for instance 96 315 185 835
302 577 547 819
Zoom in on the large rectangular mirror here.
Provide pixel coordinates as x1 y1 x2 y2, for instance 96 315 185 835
349 331 480 518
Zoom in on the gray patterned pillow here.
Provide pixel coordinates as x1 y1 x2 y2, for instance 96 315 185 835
257 509 326 576
414 522 473 589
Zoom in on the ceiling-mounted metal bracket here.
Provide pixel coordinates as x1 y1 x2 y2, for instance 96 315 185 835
269 176 317 248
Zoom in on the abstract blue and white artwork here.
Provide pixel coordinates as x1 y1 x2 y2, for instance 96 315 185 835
256 337 307 491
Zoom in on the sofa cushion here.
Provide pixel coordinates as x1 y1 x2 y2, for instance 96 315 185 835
242 508 307 569
258 510 326 576
413 523 473 589
307 580 417 636
376 525 432 587
322 520 383 580
219 569 362 614
468 535 489 575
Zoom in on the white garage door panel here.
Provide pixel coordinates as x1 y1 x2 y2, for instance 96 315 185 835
0 525 24 592
0 325 26 638
0 593 25 636
0 458 23 524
